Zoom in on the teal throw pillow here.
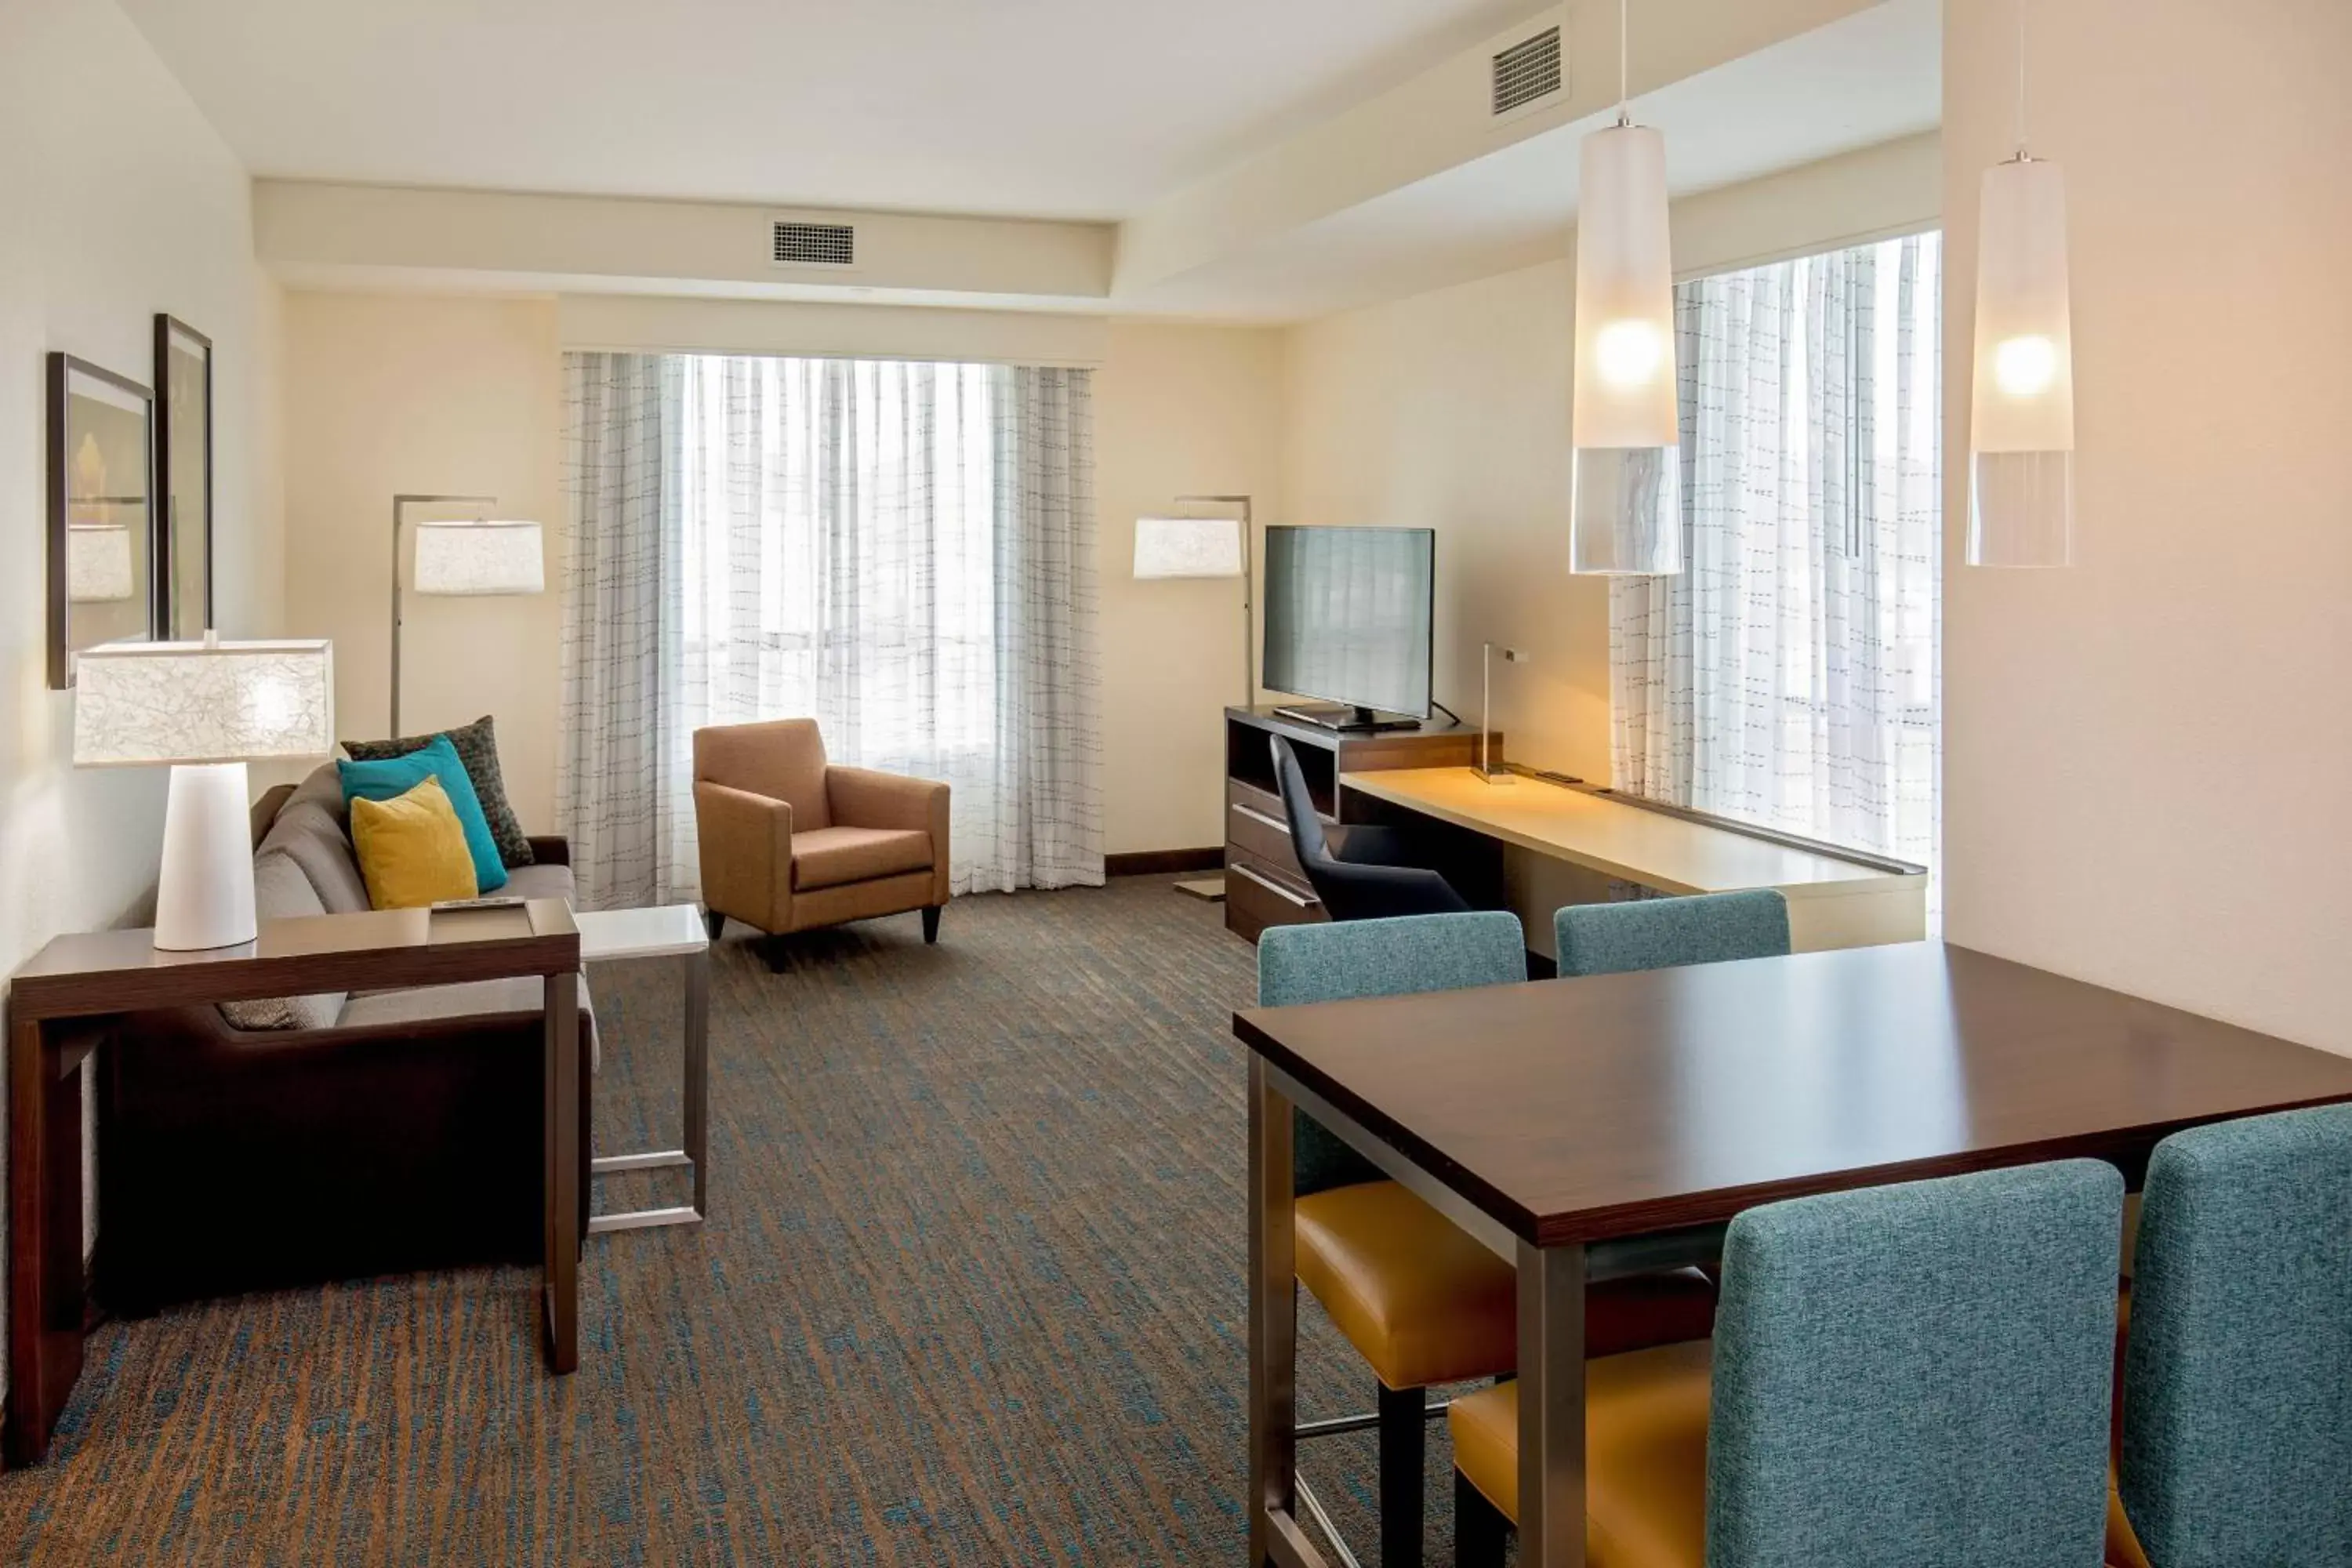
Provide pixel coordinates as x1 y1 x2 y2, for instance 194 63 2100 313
337 734 509 893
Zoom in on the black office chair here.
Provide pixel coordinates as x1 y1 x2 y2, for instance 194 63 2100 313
1270 735 1472 921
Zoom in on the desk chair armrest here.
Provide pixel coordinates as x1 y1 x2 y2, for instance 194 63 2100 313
695 780 793 929
1331 823 1418 869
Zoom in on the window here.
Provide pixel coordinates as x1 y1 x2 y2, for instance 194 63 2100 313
559 352 1100 908
1610 233 1942 881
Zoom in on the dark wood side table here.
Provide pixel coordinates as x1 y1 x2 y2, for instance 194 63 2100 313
5 900 583 1468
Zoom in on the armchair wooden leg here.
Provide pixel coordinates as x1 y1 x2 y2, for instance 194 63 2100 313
703 909 725 942
921 905 942 945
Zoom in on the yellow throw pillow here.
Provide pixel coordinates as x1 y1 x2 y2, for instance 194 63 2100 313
350 775 479 909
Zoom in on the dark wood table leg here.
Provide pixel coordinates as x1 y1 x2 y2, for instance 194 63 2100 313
7 1016 86 1467
543 970 580 1374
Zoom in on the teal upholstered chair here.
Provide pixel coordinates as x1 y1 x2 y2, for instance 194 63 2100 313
1450 1160 2124 1567
1552 889 1792 980
1260 912 1716 1568
2115 1102 2352 1568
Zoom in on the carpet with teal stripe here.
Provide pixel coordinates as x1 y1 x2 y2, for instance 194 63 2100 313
0 877 1469 1564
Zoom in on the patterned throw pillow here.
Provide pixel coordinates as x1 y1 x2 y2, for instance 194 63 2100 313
343 713 534 868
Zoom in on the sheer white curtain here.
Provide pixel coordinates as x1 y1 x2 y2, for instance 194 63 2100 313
559 353 1101 909
1610 233 1942 877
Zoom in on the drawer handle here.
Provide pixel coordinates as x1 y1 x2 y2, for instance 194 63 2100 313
1231 803 1290 835
1232 863 1318 909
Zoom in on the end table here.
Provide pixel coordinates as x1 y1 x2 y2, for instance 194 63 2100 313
578 906 711 1233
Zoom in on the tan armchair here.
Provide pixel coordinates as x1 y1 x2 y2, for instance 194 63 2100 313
692 720 950 956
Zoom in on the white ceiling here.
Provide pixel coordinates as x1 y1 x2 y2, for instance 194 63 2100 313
118 0 1554 220
1127 0 1943 320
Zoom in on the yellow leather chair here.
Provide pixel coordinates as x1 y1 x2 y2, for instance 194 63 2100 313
1449 1162 2125 1568
1259 913 1716 1568
692 719 949 962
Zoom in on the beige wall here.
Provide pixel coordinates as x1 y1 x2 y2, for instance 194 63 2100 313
280 292 564 827
275 300 1281 854
0 0 284 978
1095 321 1287 854
1279 136 1944 789
1284 260 1607 777
1942 0 2352 1052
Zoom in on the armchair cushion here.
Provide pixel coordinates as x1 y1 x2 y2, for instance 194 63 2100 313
792 826 935 891
695 717 831 829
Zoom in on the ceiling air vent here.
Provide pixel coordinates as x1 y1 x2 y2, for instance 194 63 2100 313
771 220 855 267
1491 25 1563 117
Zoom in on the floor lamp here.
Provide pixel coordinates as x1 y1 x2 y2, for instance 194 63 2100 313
1133 497 1251 901
390 494 544 736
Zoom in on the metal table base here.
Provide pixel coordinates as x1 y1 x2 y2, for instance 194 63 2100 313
588 938 710 1235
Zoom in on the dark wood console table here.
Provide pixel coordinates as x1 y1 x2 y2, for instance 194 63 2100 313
4 901 582 1467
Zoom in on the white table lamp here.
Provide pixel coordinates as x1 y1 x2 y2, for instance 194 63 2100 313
74 635 336 950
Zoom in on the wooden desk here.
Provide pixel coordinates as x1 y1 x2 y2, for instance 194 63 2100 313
5 901 583 1467
1340 766 1927 951
1234 942 2352 1568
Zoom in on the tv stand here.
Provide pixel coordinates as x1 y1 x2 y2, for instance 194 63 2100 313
1270 703 1421 735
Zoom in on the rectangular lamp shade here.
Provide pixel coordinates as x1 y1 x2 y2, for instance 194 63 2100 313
74 639 336 766
1134 516 1245 579
67 522 136 602
413 519 545 596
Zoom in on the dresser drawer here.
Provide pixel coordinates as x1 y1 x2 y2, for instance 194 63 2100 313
1225 848 1326 943
1228 796 1299 872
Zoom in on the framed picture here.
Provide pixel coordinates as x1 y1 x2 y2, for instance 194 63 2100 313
47 353 158 689
155 315 214 639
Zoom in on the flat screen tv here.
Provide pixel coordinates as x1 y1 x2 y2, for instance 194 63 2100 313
1261 525 1435 731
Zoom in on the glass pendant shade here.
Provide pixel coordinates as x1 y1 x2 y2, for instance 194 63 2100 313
1969 156 2074 566
1570 122 1681 575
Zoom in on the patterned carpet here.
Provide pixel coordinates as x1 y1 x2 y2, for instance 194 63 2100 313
0 877 1468 1565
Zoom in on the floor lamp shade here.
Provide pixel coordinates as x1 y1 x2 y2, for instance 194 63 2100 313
1133 516 1245 579
1570 123 1682 576
413 519 545 595
1968 156 2074 567
74 637 335 950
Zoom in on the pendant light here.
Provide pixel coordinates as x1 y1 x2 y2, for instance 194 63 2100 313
1968 0 2075 566
1570 0 1680 575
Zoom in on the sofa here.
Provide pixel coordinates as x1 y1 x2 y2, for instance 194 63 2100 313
693 718 951 959
96 763 595 1312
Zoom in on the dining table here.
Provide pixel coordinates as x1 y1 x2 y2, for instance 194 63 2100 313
1232 939 2352 1568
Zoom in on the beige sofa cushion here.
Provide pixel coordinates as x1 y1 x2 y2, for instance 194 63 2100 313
339 975 598 1071
257 764 369 914
792 826 933 891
